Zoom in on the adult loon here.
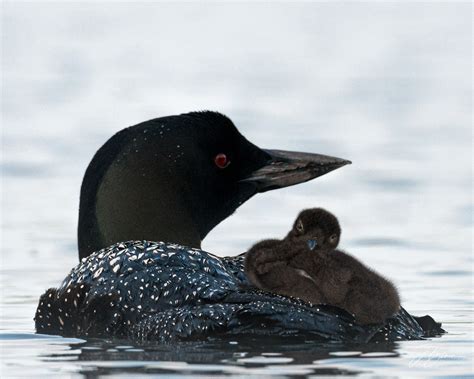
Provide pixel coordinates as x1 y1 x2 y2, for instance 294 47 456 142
245 208 400 325
35 111 443 342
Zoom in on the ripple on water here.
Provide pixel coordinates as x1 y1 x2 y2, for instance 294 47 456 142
237 356 294 364
329 351 362 357
0 332 84 344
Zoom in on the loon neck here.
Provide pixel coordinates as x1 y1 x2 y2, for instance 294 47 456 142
78 139 203 259
95 165 202 250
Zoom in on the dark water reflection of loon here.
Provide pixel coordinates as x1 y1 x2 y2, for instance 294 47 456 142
43 335 401 377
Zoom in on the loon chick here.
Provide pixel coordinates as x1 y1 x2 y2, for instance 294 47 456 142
245 208 400 324
34 111 441 341
245 208 340 292
290 248 401 325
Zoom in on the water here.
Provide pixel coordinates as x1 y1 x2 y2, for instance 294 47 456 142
1 2 472 378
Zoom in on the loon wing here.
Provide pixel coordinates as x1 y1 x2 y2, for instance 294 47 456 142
130 297 377 343
34 241 441 342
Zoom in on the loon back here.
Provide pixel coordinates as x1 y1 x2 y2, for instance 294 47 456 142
35 241 439 342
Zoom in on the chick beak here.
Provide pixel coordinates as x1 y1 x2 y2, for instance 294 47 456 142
307 239 318 251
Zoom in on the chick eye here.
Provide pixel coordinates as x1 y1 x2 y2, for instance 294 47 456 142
214 153 230 169
330 234 338 242
296 220 304 233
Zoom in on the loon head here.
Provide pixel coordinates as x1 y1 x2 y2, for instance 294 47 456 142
78 111 350 259
286 208 341 251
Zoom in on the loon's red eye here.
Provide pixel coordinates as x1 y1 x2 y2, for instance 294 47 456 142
214 153 230 169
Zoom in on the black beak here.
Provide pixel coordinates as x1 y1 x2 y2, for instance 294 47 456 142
241 149 351 193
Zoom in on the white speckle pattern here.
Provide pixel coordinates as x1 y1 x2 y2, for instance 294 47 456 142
34 240 427 343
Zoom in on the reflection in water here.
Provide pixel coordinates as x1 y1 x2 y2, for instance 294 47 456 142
45 336 400 377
